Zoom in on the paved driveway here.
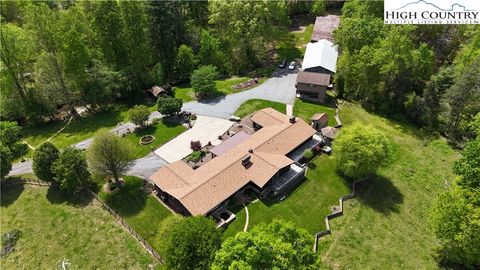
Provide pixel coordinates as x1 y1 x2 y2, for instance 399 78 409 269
154 116 233 163
126 153 168 179
182 70 297 119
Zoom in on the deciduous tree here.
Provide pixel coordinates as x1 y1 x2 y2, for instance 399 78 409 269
334 124 393 180
128 105 150 128
157 96 182 117
53 147 90 193
191 65 219 98
0 121 28 160
87 130 134 187
0 145 12 180
174 45 195 82
212 220 320 269
32 142 59 182
158 216 221 270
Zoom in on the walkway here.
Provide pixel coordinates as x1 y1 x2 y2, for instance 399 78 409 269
243 204 250 232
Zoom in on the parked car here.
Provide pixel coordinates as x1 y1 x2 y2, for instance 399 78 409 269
228 115 241 122
288 61 296 70
322 146 332 155
278 59 287 69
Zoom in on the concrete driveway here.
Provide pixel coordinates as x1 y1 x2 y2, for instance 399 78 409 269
126 153 168 179
182 70 297 119
154 116 233 163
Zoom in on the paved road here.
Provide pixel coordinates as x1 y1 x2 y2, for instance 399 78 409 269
9 70 296 177
182 70 297 119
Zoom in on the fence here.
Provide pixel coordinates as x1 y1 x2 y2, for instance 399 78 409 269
2 178 163 263
87 190 163 263
313 181 358 253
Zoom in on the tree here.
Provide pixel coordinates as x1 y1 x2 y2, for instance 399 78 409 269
198 30 225 72
157 216 222 270
311 0 326 16
0 145 12 180
157 96 182 117
174 45 195 82
148 1 185 78
90 1 126 69
53 147 91 193
430 186 480 267
191 65 219 98
212 220 320 269
209 0 289 73
128 105 150 128
32 142 59 182
87 130 134 187
452 136 480 189
0 121 28 160
334 124 393 180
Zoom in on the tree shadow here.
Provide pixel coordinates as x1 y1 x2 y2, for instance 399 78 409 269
101 180 147 217
46 186 93 208
354 175 404 216
0 183 25 207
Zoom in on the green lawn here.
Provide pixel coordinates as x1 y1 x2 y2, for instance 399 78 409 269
293 98 337 126
223 155 350 237
21 103 157 153
99 176 173 253
122 120 186 159
174 76 267 103
316 102 459 269
276 24 314 61
234 99 286 118
1 185 157 269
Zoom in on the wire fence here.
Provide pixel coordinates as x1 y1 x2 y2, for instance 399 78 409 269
2 178 163 263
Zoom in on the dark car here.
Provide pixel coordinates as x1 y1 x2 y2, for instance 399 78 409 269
278 59 287 69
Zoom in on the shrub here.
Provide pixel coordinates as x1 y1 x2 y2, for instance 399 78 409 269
187 151 204 162
311 0 326 16
190 140 202 151
303 149 314 161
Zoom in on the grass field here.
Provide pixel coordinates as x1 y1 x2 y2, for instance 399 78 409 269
174 76 267 103
99 176 173 253
234 99 286 118
223 155 350 238
316 102 459 269
1 185 157 269
122 120 186 159
293 98 337 126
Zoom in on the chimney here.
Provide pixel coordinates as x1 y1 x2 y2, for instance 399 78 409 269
241 154 251 167
289 116 296 123
248 148 253 153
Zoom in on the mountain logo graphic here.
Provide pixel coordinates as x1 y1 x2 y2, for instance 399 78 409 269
394 0 474 11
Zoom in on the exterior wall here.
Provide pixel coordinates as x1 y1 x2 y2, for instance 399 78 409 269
296 83 327 103
156 188 192 216
304 66 334 75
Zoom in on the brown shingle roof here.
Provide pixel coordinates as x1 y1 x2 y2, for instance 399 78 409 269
321 126 339 139
150 108 316 215
311 113 327 121
147 85 165 97
311 15 340 42
296 71 331 86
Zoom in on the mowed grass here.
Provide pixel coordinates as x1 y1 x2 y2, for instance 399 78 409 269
234 99 286 118
99 176 173 253
317 102 459 269
1 185 157 269
174 76 267 103
276 24 314 61
224 155 350 237
122 120 186 159
293 98 337 126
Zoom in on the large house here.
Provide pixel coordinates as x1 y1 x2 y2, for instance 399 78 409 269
149 108 322 216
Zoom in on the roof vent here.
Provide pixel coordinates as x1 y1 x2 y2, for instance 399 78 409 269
289 116 296 123
241 154 251 166
248 148 253 153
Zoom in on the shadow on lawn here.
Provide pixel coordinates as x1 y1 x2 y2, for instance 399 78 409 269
355 175 404 215
46 186 93 208
0 183 25 207
101 178 147 217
